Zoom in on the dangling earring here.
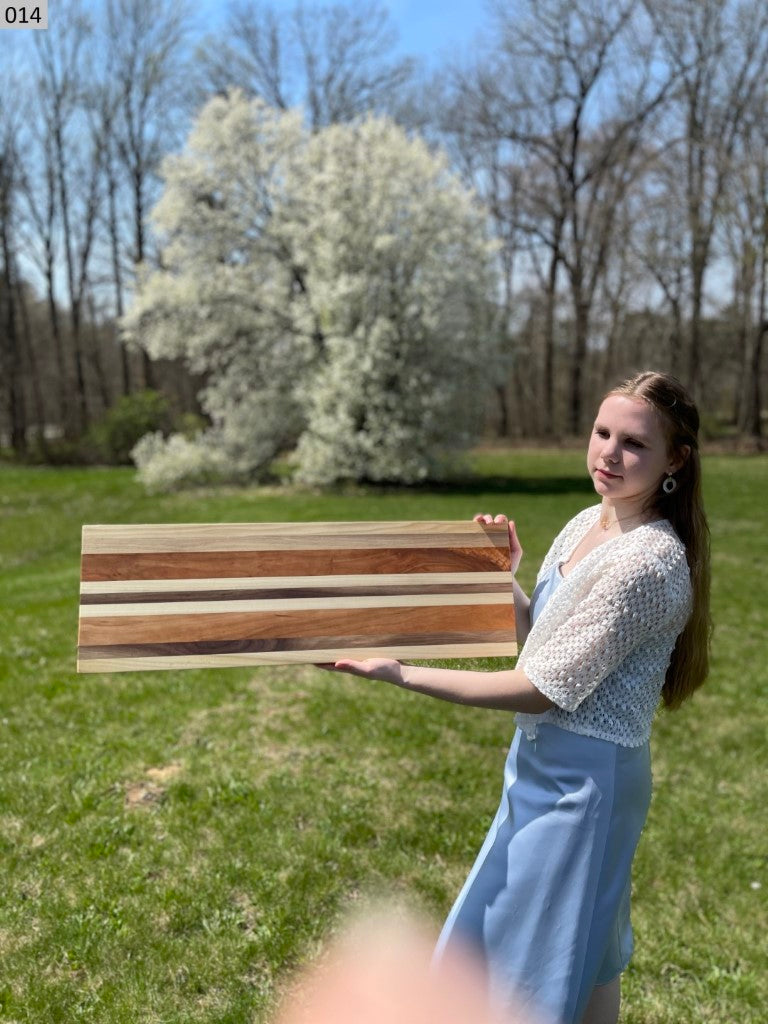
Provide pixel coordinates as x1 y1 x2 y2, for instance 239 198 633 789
662 474 677 494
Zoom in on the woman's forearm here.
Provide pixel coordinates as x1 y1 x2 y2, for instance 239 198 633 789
397 664 553 714
328 560 541 713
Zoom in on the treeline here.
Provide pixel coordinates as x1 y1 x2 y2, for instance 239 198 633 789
0 0 766 462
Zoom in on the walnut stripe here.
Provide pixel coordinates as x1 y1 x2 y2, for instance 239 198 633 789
81 545 509 582
79 571 512 596
80 582 514 605
77 642 518 673
78 603 513 646
77 628 516 659
81 521 508 554
78 591 513 619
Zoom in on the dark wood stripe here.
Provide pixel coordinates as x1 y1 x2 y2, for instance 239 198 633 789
77 628 517 659
77 603 514 646
80 546 510 583
79 582 514 604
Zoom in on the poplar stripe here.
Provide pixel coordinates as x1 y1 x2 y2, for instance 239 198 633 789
81 521 509 554
78 603 513 646
79 582 514 605
77 642 518 673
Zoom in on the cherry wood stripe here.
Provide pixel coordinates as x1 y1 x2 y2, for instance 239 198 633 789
77 642 518 673
81 521 508 554
81 546 509 582
78 603 513 646
80 582 514 605
77 628 516 659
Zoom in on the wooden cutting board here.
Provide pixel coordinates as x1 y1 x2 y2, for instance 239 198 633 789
77 521 516 672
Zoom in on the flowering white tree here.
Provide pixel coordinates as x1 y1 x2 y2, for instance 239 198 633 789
124 91 497 488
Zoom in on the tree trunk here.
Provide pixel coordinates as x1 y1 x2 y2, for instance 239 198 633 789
542 240 561 436
87 291 112 413
0 226 26 454
54 122 89 435
741 239 766 440
569 294 590 436
494 383 510 437
107 162 130 395
16 277 50 457
741 322 765 439
688 258 706 398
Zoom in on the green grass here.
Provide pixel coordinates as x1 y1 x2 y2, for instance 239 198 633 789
0 452 766 1023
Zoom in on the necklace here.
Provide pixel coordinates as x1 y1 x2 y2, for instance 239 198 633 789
599 507 647 531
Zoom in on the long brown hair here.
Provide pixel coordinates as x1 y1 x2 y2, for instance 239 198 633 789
606 371 712 708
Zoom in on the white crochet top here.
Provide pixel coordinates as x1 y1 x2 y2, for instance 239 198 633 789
515 505 692 747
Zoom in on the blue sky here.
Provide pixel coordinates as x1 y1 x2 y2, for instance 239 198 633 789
193 0 492 67
380 0 490 65
2 2 492 69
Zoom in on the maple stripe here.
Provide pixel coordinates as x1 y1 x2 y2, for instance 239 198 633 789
76 642 518 673
77 603 513 646
77 628 517 659
80 546 509 582
81 521 509 554
79 582 514 605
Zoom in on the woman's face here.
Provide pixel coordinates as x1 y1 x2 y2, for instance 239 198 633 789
587 394 679 507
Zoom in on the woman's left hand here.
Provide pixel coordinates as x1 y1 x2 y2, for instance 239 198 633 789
319 658 406 685
474 513 523 576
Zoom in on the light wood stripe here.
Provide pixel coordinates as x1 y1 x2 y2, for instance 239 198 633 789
77 642 518 673
80 571 512 596
78 603 513 646
79 592 513 618
81 521 508 554
80 583 514 605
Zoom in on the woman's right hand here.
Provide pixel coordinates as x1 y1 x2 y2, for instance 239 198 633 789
473 513 523 576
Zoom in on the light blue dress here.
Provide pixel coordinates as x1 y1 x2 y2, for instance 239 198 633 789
434 562 652 1024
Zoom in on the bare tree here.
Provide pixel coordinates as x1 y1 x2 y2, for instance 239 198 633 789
720 96 768 442
629 151 690 376
103 0 195 387
0 90 26 453
597 198 637 387
448 0 674 433
18 5 95 437
87 75 132 396
197 0 415 129
644 0 768 398
32 4 117 433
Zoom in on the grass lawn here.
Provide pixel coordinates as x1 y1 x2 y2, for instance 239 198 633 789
0 450 766 1023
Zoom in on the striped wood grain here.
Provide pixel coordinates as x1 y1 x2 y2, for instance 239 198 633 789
77 521 517 672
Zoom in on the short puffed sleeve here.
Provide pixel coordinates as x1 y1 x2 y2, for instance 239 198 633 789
517 550 691 711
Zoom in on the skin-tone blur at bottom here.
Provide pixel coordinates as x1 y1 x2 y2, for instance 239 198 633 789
274 910 536 1024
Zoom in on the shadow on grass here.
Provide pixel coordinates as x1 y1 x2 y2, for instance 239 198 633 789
439 474 594 496
358 475 595 497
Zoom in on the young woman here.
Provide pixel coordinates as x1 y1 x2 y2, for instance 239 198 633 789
327 371 711 1024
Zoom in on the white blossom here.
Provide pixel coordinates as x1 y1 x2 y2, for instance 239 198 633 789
124 93 497 487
